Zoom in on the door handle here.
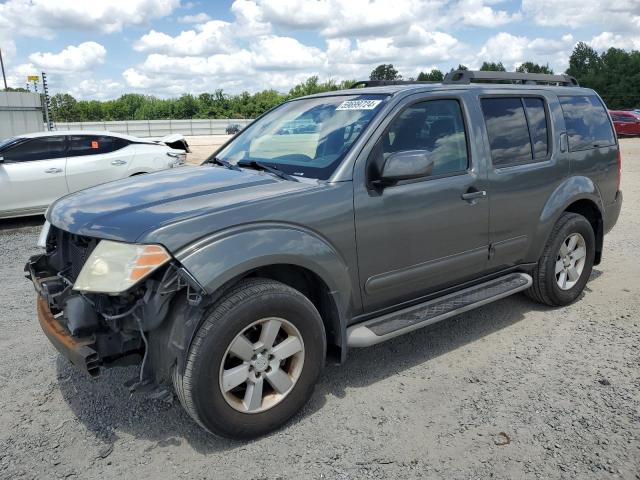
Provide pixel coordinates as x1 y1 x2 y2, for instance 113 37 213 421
111 160 127 166
461 190 487 201
44 168 63 174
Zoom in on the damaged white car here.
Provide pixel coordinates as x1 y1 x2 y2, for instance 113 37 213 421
0 131 189 219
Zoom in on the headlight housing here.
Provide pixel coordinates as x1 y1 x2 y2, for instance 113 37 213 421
73 240 171 294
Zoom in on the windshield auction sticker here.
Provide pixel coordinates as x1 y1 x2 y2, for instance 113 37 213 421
336 100 382 110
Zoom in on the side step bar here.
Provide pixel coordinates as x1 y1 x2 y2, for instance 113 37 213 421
347 273 532 347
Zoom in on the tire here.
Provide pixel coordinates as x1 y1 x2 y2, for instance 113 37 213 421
527 212 595 306
173 278 326 439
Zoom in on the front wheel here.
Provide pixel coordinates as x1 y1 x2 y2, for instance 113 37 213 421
173 278 326 438
527 212 595 306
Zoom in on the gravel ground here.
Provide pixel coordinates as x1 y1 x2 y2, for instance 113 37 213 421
0 139 639 480
184 135 231 165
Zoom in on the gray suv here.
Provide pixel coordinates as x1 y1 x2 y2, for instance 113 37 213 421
26 71 622 438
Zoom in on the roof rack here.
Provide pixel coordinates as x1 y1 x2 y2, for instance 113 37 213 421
443 70 579 86
349 80 439 88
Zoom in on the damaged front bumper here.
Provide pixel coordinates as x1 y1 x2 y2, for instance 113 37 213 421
26 248 206 381
25 253 145 377
35 295 101 376
27 255 102 376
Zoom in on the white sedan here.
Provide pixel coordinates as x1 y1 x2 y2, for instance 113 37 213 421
0 130 189 219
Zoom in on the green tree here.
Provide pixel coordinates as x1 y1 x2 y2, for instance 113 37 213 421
370 64 401 80
417 69 444 81
173 94 199 119
516 62 554 74
480 61 506 71
50 93 79 122
566 42 602 79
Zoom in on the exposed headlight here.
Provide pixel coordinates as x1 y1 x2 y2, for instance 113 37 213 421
73 240 171 294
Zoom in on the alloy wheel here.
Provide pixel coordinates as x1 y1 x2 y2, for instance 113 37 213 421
219 317 305 413
555 233 587 290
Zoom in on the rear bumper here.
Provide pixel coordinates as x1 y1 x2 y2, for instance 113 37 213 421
604 190 623 234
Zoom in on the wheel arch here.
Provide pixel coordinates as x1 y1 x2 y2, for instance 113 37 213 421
175 224 355 362
533 176 604 265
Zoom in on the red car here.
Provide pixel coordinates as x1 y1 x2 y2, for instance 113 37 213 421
609 110 640 136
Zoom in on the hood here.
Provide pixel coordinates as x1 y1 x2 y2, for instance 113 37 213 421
48 166 314 244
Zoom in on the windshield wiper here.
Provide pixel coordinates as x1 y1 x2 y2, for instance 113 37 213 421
205 156 241 171
237 160 299 182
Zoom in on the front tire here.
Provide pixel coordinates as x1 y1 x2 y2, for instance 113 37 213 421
527 212 595 306
174 278 326 439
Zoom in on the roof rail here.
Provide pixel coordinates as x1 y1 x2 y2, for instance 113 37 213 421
443 70 579 86
349 80 439 88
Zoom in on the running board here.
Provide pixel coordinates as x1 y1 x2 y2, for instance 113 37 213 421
347 273 532 347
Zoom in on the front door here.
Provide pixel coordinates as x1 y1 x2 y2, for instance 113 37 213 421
0 136 69 216
354 96 490 312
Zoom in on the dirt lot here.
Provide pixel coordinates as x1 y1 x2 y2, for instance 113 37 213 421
0 140 638 480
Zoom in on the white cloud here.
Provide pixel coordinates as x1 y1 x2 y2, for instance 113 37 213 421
477 32 575 71
459 0 521 27
178 13 212 23
254 0 333 29
28 42 107 72
68 78 124 100
134 21 236 55
0 0 180 37
239 0 520 38
522 0 640 31
589 32 640 51
231 0 272 36
252 36 325 70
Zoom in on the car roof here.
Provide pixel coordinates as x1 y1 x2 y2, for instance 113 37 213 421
609 110 637 115
299 82 595 100
18 130 145 142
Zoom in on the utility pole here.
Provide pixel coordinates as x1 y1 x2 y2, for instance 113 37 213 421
42 71 53 131
0 48 7 90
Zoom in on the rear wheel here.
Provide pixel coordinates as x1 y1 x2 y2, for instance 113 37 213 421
527 212 595 306
173 278 326 438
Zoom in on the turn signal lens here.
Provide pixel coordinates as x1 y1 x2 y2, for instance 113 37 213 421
74 241 171 294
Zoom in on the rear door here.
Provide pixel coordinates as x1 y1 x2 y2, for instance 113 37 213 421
65 135 135 192
0 136 69 216
481 93 568 270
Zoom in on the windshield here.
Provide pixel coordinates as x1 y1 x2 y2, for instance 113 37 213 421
215 94 388 180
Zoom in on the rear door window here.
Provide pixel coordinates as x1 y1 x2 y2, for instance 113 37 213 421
70 135 128 156
481 98 533 167
1 136 67 162
523 98 549 160
559 96 615 151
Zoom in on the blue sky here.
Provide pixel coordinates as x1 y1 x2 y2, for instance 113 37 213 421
1 0 638 99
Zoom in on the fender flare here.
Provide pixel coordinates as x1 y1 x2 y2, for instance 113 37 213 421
529 176 604 261
174 222 354 352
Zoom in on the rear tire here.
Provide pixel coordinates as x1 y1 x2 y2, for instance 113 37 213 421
527 212 595 306
173 278 326 439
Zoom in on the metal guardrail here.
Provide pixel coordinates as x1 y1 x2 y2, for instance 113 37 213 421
52 118 254 137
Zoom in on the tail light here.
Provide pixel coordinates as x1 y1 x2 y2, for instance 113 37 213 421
166 151 186 167
616 149 622 192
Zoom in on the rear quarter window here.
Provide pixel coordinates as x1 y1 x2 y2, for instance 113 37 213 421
559 96 615 151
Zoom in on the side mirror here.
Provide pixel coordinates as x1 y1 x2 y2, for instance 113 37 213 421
376 150 434 187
